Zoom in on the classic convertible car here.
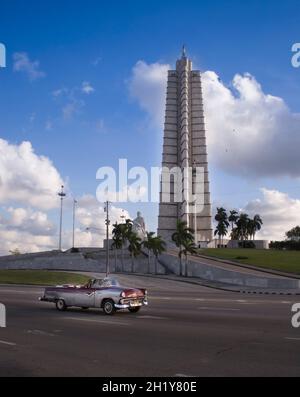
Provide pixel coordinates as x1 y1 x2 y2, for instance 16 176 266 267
39 277 148 315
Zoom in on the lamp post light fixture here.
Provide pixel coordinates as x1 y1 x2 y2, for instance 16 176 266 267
58 185 66 251
120 209 126 224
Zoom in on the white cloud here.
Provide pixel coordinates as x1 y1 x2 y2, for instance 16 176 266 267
1 207 56 236
52 85 86 120
75 194 131 233
202 71 300 178
129 60 300 178
13 52 45 81
0 207 56 255
244 188 300 241
129 60 170 126
0 139 64 210
81 81 95 95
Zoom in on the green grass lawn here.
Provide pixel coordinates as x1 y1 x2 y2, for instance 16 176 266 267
0 270 90 285
201 249 300 275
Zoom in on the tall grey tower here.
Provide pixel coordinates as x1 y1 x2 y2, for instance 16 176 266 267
157 48 213 246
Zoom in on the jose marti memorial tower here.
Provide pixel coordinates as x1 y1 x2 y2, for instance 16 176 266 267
158 47 213 247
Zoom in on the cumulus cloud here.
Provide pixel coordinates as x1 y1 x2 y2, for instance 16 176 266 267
1 207 56 236
13 52 45 81
129 60 170 126
129 61 300 178
0 139 64 210
202 71 300 178
81 81 95 95
0 207 56 255
76 194 131 234
243 188 300 241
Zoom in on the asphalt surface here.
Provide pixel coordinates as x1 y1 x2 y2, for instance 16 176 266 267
0 274 300 377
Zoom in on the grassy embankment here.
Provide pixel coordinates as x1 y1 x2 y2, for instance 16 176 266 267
201 249 300 275
0 270 90 285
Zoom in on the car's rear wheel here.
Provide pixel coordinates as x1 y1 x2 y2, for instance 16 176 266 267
56 299 67 311
128 307 141 313
102 299 115 315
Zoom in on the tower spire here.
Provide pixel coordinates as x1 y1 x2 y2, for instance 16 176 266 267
182 45 186 58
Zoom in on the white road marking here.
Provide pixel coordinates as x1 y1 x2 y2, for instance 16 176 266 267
138 315 167 320
174 373 195 377
27 329 56 337
151 296 294 305
198 307 240 312
0 289 40 294
0 339 16 346
64 317 129 326
284 337 300 341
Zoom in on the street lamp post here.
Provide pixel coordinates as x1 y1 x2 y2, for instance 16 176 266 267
104 201 110 278
58 185 66 251
192 162 198 247
72 199 78 248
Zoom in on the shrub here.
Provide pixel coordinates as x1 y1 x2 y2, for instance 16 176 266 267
238 241 256 249
269 241 300 250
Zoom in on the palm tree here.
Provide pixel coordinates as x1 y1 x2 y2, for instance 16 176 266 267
127 231 142 273
214 222 228 246
111 222 123 272
214 207 229 247
236 213 250 246
182 240 197 277
228 210 239 236
118 219 133 272
253 214 263 240
143 232 156 273
247 219 256 241
152 236 166 275
286 226 300 240
172 220 194 276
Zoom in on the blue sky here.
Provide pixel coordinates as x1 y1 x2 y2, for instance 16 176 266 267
0 0 299 251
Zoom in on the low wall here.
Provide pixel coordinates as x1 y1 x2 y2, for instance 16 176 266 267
0 250 167 275
158 253 300 290
1 250 299 291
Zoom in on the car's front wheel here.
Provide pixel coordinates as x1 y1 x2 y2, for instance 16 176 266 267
56 299 67 311
128 307 141 313
102 299 116 315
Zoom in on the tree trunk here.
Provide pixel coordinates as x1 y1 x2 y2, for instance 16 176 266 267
131 252 134 273
179 246 182 276
185 254 188 277
155 255 158 275
114 248 117 272
148 249 151 274
121 247 124 272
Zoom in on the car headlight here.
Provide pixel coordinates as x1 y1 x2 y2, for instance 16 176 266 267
120 291 126 298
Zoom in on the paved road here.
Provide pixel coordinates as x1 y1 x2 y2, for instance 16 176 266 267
0 274 300 377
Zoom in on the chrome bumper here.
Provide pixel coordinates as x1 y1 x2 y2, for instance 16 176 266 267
115 300 148 309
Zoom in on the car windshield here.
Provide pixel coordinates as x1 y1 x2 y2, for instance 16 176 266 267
91 278 120 288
